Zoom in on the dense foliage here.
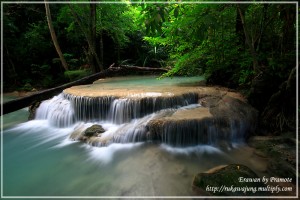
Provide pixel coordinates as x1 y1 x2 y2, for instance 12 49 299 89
3 1 150 90
2 1 297 132
144 3 296 87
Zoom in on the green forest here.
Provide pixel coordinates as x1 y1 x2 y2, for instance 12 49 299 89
2 1 297 132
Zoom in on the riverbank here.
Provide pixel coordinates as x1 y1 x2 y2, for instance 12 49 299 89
3 90 38 98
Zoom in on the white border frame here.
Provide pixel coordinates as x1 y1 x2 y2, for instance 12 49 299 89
1 1 298 199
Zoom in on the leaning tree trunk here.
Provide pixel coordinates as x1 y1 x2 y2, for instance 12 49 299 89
2 65 168 115
44 1 69 71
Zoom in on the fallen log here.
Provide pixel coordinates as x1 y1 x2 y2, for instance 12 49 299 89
2 65 168 115
118 65 168 72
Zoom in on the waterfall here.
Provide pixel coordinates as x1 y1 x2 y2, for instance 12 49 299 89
63 92 198 124
35 94 75 127
64 94 115 122
34 92 197 126
33 87 255 148
109 109 176 144
109 98 141 124
152 118 246 147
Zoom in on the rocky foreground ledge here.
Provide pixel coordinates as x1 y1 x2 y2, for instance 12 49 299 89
192 162 296 197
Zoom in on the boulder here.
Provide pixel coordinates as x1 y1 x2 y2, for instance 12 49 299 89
28 101 42 120
192 164 267 196
209 95 258 139
69 124 105 141
84 124 105 137
147 93 258 147
248 135 296 182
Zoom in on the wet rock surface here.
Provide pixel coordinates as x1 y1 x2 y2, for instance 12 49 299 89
192 164 267 196
147 91 258 147
84 124 105 137
65 85 259 148
28 101 42 120
70 124 105 142
61 76 296 191
248 134 296 183
21 76 297 197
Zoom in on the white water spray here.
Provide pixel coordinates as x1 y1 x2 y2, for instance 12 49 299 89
35 94 75 127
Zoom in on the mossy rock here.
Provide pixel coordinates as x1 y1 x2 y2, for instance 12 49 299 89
28 101 42 120
192 164 268 196
267 159 296 182
22 83 34 91
84 125 105 137
248 136 296 182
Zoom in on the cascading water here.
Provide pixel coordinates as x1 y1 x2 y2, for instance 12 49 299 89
33 88 251 147
35 94 75 127
63 92 198 124
4 76 266 197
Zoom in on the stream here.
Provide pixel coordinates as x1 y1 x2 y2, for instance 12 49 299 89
2 76 268 197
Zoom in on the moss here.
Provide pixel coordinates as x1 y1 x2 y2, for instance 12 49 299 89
249 136 296 179
267 159 296 182
193 164 267 196
19 83 34 92
84 125 105 137
64 69 91 81
28 101 42 120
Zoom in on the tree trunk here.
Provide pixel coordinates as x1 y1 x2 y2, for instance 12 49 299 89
90 0 102 72
4 44 18 84
255 4 268 52
261 67 296 132
99 31 104 70
68 3 103 72
44 1 68 71
95 1 104 71
237 4 259 73
2 65 168 115
235 6 244 50
279 4 296 55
